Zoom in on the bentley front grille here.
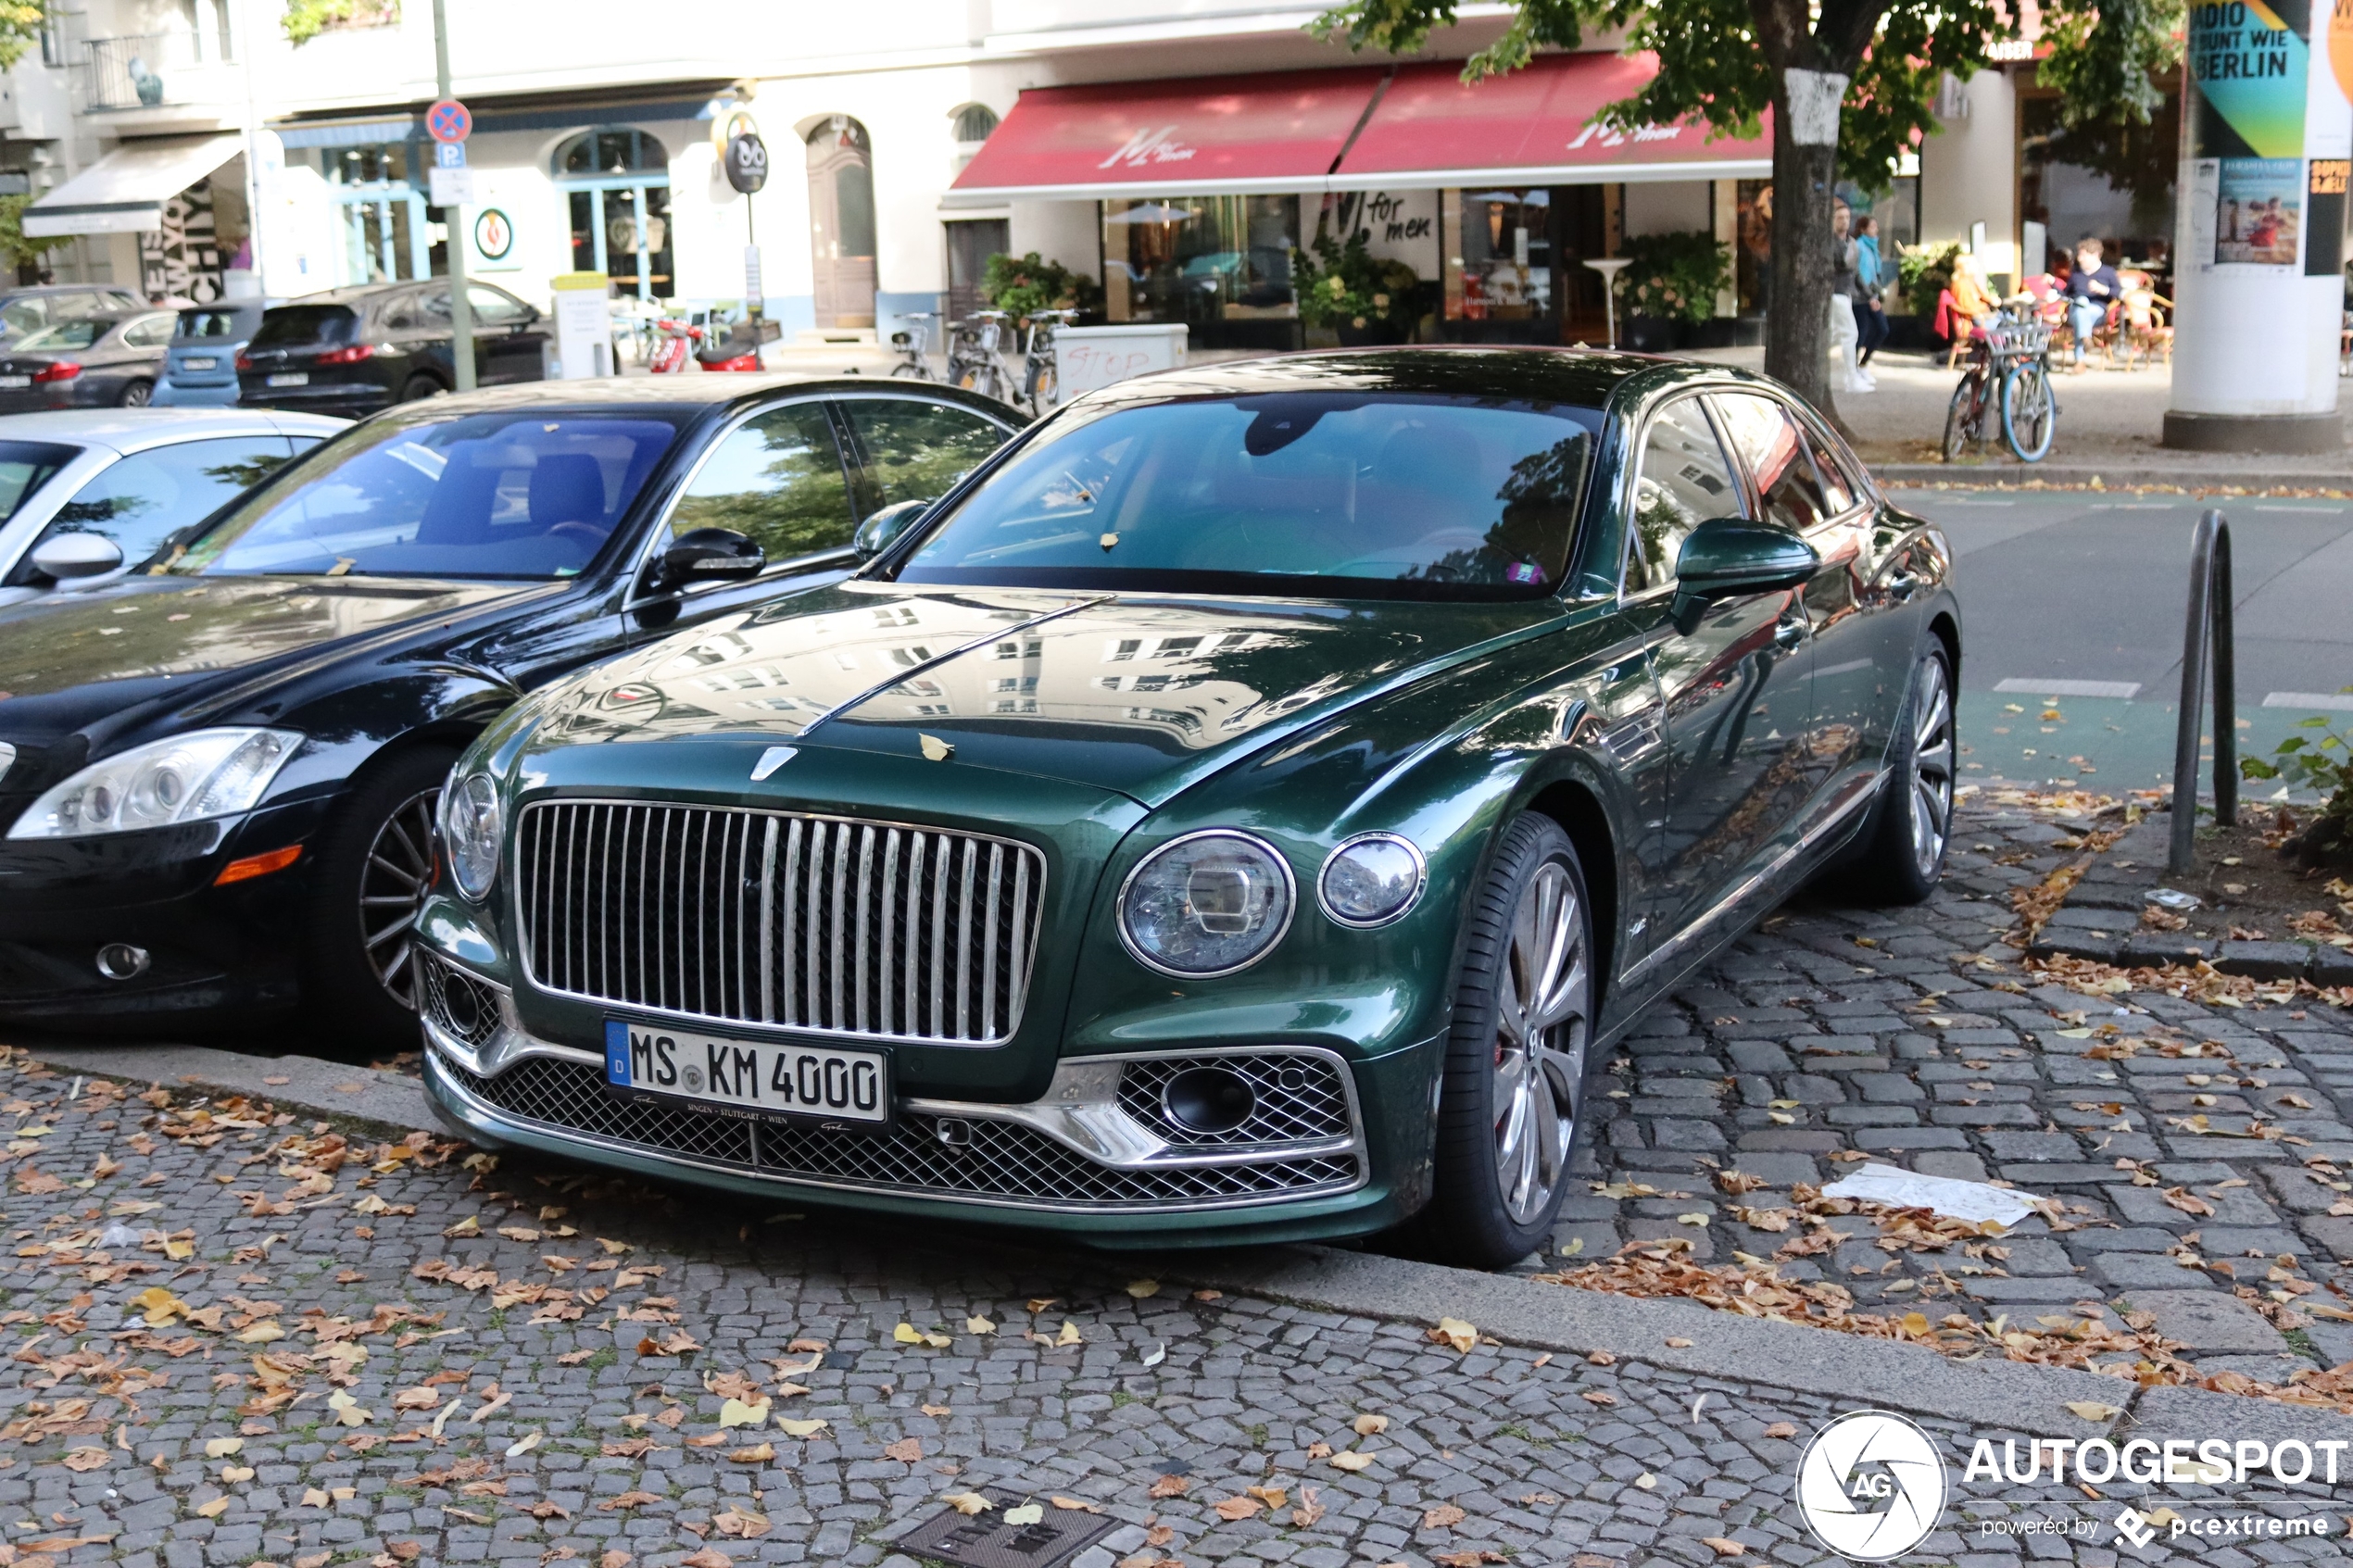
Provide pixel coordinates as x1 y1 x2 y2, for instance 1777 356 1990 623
440 1055 1360 1210
517 801 1045 1046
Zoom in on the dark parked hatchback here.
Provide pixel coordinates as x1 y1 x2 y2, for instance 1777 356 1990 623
236 280 549 418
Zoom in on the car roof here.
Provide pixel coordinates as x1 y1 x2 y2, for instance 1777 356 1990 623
0 408 348 449
1076 345 1734 410
0 283 139 298
356 374 1022 415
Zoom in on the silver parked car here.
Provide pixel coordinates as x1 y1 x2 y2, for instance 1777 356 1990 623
0 408 348 606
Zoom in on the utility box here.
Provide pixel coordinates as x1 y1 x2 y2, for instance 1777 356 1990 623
1051 323 1187 406
550 272 611 379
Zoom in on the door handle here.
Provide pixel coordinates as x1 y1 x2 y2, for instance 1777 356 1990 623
1773 618 1808 650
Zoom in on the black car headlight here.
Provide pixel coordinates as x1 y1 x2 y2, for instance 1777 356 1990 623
1117 830 1295 977
440 771 502 901
1318 832 1427 927
6 728 301 839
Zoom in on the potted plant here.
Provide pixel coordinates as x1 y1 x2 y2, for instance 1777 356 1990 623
979 252 1103 321
1612 231 1732 351
1292 232 1420 345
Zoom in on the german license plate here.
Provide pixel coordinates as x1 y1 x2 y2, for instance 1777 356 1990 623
267 371 308 386
0 375 27 389
602 1020 890 1127
182 356 217 370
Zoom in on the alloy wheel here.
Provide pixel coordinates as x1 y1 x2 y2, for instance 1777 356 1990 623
1906 657 1957 880
358 784 441 1010
1490 859 1592 1224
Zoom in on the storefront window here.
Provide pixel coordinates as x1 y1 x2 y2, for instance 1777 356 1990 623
555 128 673 301
1443 189 1554 322
1101 194 1299 350
313 142 429 287
1735 180 1771 316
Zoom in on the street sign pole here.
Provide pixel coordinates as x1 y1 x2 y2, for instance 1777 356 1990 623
431 0 474 393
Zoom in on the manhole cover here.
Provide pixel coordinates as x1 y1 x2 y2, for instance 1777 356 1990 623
896 1493 1121 1568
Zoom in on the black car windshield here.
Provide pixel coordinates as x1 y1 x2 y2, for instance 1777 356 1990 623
893 392 1603 600
171 410 687 581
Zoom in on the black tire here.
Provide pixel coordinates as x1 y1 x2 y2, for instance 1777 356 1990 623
400 374 447 402
1825 644 1956 905
119 379 154 408
302 745 461 1053
1422 813 1597 1268
1942 376 1975 462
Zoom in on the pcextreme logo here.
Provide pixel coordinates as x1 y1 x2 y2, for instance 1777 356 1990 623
1794 1411 1949 1561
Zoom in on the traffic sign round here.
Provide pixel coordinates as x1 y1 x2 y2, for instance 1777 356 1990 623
724 132 769 194
427 98 472 144
473 207 513 261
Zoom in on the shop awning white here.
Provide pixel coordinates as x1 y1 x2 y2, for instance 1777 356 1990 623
22 134 244 238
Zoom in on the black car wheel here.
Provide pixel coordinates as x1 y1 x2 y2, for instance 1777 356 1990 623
1424 812 1594 1267
1826 644 1956 905
401 374 447 402
119 379 153 408
303 745 459 1050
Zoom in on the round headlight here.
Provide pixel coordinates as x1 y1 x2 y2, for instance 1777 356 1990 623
1118 830 1295 978
1319 833 1427 927
443 771 503 902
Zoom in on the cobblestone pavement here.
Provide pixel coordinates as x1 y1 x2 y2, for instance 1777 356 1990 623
1 797 2349 1568
1544 792 2353 1383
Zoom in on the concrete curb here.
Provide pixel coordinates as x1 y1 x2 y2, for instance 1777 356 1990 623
1874 462 2353 493
34 1040 2353 1444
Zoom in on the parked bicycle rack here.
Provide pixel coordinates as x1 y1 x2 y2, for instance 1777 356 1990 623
2168 508 2238 877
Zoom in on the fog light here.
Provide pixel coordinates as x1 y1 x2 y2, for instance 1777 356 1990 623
94 943 149 982
440 972 482 1035
1163 1066 1255 1135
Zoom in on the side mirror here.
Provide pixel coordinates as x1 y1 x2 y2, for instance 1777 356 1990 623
853 498 933 562
651 527 763 592
1669 517 1818 633
31 533 125 582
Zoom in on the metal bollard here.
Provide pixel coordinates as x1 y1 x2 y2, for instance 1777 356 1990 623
2167 509 2237 878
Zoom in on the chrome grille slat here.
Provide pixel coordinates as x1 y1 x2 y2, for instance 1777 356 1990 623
519 800 1046 1046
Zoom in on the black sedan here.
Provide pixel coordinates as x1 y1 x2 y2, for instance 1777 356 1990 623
0 374 1019 1047
236 280 551 419
0 308 182 410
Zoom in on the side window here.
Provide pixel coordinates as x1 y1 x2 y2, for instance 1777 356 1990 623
1 298 45 335
381 297 418 332
1710 391 1834 534
123 315 176 349
31 437 296 572
668 404 857 563
467 285 530 326
840 399 1008 518
1625 397 1741 594
1798 420 1858 513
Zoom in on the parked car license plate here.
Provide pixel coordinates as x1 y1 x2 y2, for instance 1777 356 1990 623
0 375 27 389
182 356 217 370
266 371 308 386
602 1020 890 1127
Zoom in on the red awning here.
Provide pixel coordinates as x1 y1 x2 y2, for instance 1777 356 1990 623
946 68 1389 206
1333 52 1772 189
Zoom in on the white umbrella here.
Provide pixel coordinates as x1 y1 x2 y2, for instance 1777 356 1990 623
1104 203 1201 224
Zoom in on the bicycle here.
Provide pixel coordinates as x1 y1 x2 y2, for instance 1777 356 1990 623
1019 308 1079 414
1943 300 2057 464
948 310 1021 407
889 312 942 381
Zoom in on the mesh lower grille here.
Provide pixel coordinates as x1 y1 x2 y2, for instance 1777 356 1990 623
443 1056 1359 1210
1116 1053 1353 1148
420 956 501 1050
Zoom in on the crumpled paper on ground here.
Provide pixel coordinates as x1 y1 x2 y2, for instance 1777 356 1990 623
1818 1162 2045 1229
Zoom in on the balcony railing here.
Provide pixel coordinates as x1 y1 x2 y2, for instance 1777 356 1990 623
83 31 237 113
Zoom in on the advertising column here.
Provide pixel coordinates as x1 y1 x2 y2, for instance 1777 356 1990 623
2166 0 2351 451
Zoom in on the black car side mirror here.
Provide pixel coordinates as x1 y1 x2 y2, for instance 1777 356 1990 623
650 527 764 592
1669 517 1819 633
853 499 934 562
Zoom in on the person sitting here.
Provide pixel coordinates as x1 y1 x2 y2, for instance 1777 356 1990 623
1944 255 1999 368
2063 239 2121 370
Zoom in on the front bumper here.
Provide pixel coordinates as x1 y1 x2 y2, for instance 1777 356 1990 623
418 956 1433 1247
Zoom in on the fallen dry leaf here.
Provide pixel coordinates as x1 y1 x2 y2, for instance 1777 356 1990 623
62 1449 108 1472
726 1442 776 1463
680 1551 732 1568
1763 1423 1797 1438
1429 1317 1477 1353
942 1492 994 1515
1147 1474 1189 1499
2065 1400 2122 1422
883 1438 923 1463
1213 1496 1263 1521
1700 1537 1748 1558
1353 1413 1389 1436
1329 1451 1377 1472
1051 1496 1101 1512
1424 1503 1467 1529
1581 1390 1617 1407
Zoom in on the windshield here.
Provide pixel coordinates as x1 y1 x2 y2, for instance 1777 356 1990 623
0 441 78 525
19 320 107 351
177 307 257 343
894 392 1603 600
172 410 687 581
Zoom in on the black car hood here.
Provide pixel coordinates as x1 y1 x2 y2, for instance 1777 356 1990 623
0 575 530 730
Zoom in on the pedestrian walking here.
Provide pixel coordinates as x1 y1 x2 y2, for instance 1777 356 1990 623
1852 214 1890 370
2064 237 2120 370
1830 204 1873 393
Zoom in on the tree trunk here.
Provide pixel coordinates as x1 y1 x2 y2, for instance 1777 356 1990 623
1764 109 1841 427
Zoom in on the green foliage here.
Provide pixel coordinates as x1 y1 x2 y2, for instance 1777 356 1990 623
0 1 43 72
1290 232 1419 330
2241 698 2353 869
979 252 1101 320
283 0 399 47
0 194 70 274
1613 231 1730 325
1895 241 1962 311
2038 0 2184 130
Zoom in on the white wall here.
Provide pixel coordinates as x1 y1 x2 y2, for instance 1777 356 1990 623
1919 67 2019 277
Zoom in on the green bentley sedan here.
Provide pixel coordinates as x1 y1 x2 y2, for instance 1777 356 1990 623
413 348 1958 1266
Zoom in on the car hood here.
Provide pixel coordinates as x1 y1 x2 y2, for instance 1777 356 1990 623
526 580 1567 806
0 574 529 728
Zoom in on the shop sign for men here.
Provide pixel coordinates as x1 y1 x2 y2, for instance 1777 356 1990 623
725 132 769 194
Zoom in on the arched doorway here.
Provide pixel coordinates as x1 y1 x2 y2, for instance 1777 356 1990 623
555 128 673 300
805 116 875 328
